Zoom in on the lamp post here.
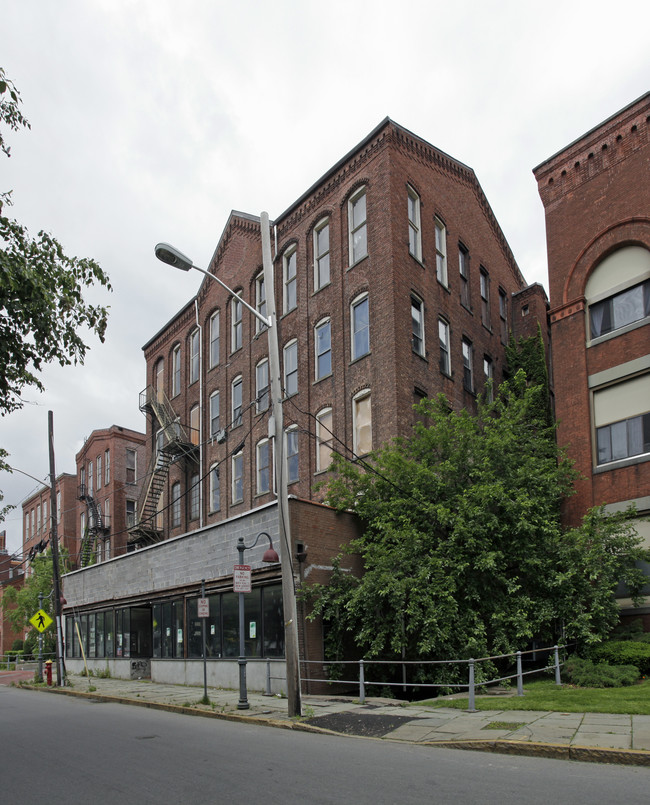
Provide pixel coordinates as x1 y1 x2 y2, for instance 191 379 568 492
155 216 302 716
235 532 279 709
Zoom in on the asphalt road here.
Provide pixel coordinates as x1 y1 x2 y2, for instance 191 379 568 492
3 685 650 805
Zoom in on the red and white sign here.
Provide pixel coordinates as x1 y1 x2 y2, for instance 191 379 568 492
197 597 209 618
233 564 252 593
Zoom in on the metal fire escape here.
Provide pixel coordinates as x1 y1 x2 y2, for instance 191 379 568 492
127 385 199 547
78 484 110 567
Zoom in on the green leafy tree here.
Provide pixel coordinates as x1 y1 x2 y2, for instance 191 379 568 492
0 68 112 416
305 372 648 683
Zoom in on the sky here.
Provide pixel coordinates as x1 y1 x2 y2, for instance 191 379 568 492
1 0 648 555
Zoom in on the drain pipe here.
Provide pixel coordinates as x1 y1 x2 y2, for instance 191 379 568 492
195 298 204 528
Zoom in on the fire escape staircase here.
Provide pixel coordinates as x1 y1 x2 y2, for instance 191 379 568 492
78 484 110 567
127 385 199 546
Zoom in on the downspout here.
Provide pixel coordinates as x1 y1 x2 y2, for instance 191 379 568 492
195 298 204 528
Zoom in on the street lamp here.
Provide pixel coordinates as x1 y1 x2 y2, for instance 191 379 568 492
155 215 302 717
236 531 279 709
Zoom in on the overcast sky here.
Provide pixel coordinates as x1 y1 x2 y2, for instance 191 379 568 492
1 0 648 555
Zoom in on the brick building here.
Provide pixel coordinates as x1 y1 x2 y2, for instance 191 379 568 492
22 473 78 568
534 93 650 619
62 118 547 688
0 530 25 654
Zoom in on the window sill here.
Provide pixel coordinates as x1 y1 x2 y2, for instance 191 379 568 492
347 254 369 271
437 279 451 294
312 281 332 295
350 352 370 366
412 349 428 362
593 452 650 474
409 252 425 268
588 316 649 348
313 373 333 385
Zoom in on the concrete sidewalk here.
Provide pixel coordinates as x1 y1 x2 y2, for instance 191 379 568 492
23 673 650 767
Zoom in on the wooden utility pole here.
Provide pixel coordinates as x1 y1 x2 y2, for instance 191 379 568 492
48 410 65 685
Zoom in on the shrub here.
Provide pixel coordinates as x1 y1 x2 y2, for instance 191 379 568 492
591 641 650 675
11 639 24 652
564 655 639 687
611 620 650 643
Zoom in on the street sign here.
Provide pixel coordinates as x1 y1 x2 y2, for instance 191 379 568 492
233 564 251 593
197 597 209 618
30 609 53 633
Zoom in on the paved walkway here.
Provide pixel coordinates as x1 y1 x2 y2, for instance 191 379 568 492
16 672 650 766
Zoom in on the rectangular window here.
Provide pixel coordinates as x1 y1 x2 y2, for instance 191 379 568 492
105 449 110 485
435 217 447 286
480 268 491 328
353 392 372 456
349 189 368 264
88 461 93 496
209 464 220 512
172 345 181 397
56 491 61 523
189 329 200 384
126 448 136 484
232 452 243 504
462 338 473 392
103 498 109 529
459 244 470 308
315 320 332 380
255 273 267 333
411 297 425 357
483 356 494 401
284 247 297 313
96 455 102 490
256 359 269 413
351 295 369 360
286 427 299 483
190 405 200 446
36 503 41 534
316 408 333 472
589 279 650 339
594 375 650 465
407 186 421 260
209 311 220 368
284 341 298 397
126 499 136 528
209 391 220 438
257 439 271 495
171 482 181 527
232 376 243 427
439 318 450 375
232 296 243 352
499 288 508 344
314 219 330 290
190 472 199 520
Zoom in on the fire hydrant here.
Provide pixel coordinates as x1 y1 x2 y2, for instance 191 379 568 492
45 659 53 686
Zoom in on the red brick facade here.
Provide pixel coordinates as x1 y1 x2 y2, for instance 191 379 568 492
22 474 78 568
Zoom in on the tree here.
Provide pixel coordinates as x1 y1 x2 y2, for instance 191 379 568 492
0 68 112 416
305 372 648 684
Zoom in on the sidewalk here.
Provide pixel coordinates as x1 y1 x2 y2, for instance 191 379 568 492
23 673 650 767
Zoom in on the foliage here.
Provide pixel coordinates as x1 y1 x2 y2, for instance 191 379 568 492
590 641 650 676
563 655 639 687
11 638 23 652
611 619 650 643
0 68 112 415
305 371 649 685
505 325 552 426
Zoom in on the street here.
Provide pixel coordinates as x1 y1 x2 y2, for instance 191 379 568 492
3 685 650 804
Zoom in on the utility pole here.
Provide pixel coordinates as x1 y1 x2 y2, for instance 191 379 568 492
48 411 65 686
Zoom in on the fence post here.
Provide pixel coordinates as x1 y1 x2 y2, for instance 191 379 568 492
264 659 273 696
554 645 562 687
359 659 365 704
468 659 476 712
516 651 524 696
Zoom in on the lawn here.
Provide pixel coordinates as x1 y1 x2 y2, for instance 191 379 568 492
420 678 650 715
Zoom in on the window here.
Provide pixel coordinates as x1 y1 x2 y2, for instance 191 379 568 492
232 452 243 504
315 319 332 380
255 273 267 333
483 356 494 401
353 391 372 456
435 217 447 286
232 376 243 427
407 186 421 260
480 268 490 328
56 491 61 523
190 472 199 520
349 189 368 264
209 391 220 438
172 344 181 397
36 503 41 534
126 448 136 484
351 294 369 360
462 338 473 392
256 358 269 413
594 375 650 465
283 246 297 313
209 464 220 512
286 426 299 483
411 296 425 356
88 462 93 496
257 439 271 495
209 311 220 368
190 404 200 446
589 280 650 339
171 482 181 527
103 498 109 529
499 288 508 344
80 511 85 537
155 492 164 530
284 340 298 397
96 455 102 490
126 500 136 528
105 449 110 485
316 408 333 471
314 218 330 290
189 329 200 384
231 294 243 352
439 318 450 375
459 244 470 308
155 358 164 402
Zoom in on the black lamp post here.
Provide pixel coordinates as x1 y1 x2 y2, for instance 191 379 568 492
236 531 279 710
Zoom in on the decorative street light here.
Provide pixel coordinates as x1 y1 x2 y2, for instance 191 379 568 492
155 215 302 717
235 531 279 709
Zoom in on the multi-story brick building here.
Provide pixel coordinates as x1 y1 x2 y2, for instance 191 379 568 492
0 530 25 654
22 473 78 568
62 118 547 688
534 93 650 621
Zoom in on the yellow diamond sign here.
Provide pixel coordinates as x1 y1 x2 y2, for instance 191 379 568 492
30 609 53 633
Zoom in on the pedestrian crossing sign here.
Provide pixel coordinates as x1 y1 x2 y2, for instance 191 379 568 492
30 609 53 633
